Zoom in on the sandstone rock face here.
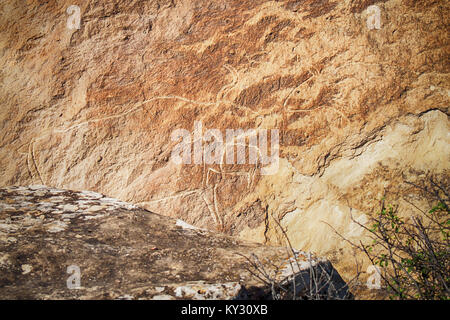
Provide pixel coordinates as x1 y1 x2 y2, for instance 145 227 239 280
0 0 448 280
0 186 350 299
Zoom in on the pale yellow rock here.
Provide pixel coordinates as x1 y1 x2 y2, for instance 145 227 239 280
62 204 78 212
21 264 32 275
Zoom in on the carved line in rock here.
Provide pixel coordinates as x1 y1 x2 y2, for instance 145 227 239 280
20 65 229 180
18 64 271 230
20 57 348 229
137 189 203 205
21 51 386 185
20 56 370 232
21 53 377 230
142 128 273 229
280 60 405 133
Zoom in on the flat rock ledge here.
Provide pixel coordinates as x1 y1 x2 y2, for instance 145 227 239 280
0 186 350 300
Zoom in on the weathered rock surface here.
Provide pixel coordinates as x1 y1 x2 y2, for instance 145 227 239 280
0 186 350 299
0 0 448 281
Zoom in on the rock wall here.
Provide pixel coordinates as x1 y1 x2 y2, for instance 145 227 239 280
0 0 448 279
